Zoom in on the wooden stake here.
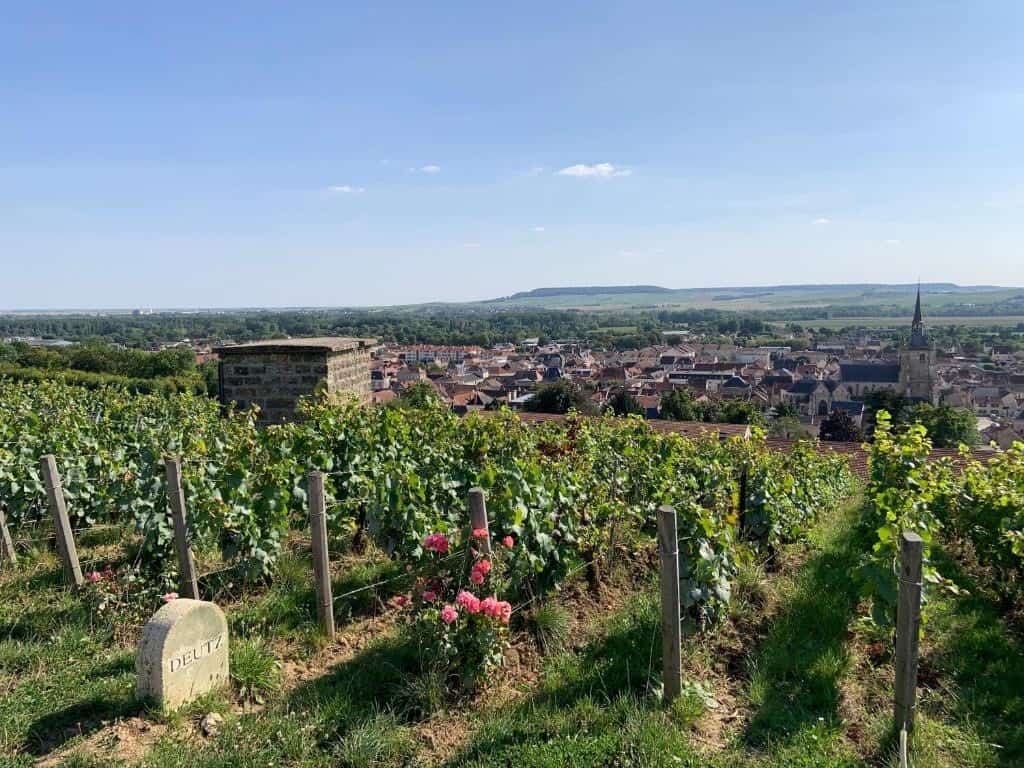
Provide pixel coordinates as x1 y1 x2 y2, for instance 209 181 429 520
308 471 335 638
469 487 491 554
738 467 748 524
894 531 923 734
40 455 83 587
164 456 199 600
0 506 17 567
658 505 682 703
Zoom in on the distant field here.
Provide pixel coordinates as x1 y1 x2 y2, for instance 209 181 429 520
776 315 1024 330
479 283 1024 314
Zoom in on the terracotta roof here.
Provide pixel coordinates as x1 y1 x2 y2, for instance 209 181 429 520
482 411 751 439
764 438 971 479
370 390 397 405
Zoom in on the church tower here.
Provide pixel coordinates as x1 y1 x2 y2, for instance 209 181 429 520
899 285 936 402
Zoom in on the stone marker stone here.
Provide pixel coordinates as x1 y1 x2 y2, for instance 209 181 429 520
136 598 229 709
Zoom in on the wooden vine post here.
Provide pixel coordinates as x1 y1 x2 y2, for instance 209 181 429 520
657 504 682 703
894 531 923 734
40 454 83 587
738 466 748 529
468 487 491 554
308 471 335 638
0 506 17 567
164 456 199 599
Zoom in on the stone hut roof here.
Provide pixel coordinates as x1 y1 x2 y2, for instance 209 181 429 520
216 337 376 355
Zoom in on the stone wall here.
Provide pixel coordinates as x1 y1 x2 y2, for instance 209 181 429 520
219 348 370 424
327 347 373 402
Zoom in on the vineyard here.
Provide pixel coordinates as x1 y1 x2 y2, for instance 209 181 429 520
1 379 1023 767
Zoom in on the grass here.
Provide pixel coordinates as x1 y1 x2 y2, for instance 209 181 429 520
4 501 1024 767
526 604 572 653
918 548 1024 765
334 712 416 768
740 507 862 749
0 551 141 767
230 637 282 704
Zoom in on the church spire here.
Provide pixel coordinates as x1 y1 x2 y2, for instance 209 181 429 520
909 283 927 348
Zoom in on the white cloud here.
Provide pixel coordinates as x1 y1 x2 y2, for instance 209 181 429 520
327 185 365 193
556 163 632 178
813 217 830 225
885 239 901 245
525 166 546 176
419 164 442 173
532 226 546 232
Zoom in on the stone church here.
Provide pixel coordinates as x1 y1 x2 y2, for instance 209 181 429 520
835 287 936 404
897 288 936 402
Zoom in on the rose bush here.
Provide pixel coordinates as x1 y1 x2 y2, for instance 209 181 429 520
398 530 513 692
80 564 179 635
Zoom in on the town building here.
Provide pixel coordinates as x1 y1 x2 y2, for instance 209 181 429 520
396 345 485 365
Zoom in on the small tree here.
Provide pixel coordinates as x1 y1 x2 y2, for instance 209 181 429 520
715 398 766 426
770 415 809 438
773 401 799 419
660 388 701 421
392 381 442 409
903 402 979 448
526 380 595 415
863 391 909 425
607 387 643 417
819 410 863 442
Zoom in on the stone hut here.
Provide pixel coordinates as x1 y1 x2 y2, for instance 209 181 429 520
216 337 376 424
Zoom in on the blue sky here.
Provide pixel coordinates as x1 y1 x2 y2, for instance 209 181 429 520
2 1 1023 309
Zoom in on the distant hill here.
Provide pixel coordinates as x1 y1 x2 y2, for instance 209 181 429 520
503 285 672 300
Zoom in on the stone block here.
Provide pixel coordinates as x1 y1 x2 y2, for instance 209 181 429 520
136 598 229 709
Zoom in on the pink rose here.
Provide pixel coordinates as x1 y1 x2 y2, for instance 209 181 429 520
456 590 481 614
87 571 102 583
470 570 485 585
440 605 458 624
480 596 499 618
472 528 488 540
392 595 410 608
502 536 514 549
423 533 450 554
499 600 512 625
474 559 492 575
421 590 437 603
162 592 178 603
